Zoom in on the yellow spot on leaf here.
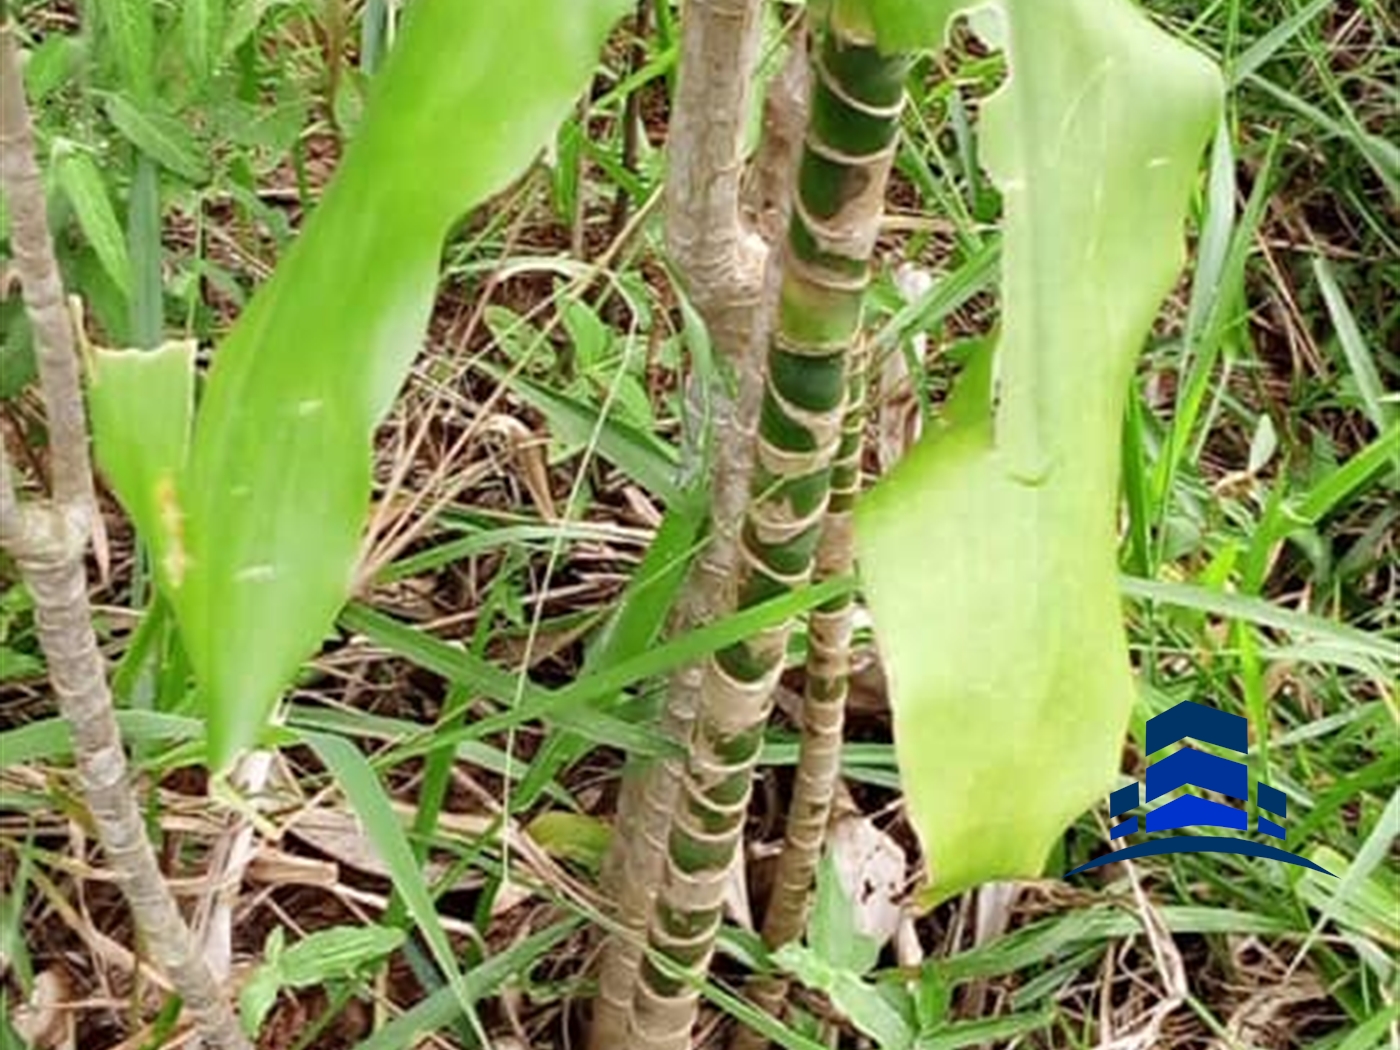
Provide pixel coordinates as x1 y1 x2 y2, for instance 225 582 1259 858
155 474 188 588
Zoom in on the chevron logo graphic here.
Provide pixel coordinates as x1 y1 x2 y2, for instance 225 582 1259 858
1066 700 1335 877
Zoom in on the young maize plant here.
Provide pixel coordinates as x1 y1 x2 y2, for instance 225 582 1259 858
628 18 912 1049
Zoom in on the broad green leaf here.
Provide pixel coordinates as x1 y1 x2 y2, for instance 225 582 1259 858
54 145 132 297
93 0 628 771
105 95 210 183
856 0 1222 899
87 341 196 588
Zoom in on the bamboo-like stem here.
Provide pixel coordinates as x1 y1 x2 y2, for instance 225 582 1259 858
0 18 251 1050
629 19 909 1050
590 3 779 1043
730 340 868 1050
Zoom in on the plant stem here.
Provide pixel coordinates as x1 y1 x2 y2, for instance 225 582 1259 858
0 18 251 1050
590 3 771 1043
629 19 909 1050
609 0 651 240
731 340 868 1050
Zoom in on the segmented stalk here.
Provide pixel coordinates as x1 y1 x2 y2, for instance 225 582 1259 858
732 339 868 1050
629 23 910 1050
589 2 769 1046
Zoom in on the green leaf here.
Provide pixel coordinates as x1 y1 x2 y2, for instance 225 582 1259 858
918 1009 1054 1050
110 0 628 771
514 486 708 807
525 811 611 870
87 341 196 589
97 0 156 102
105 95 211 182
809 853 881 976
856 0 1222 900
481 362 681 502
774 944 915 1050
22 35 84 104
586 487 707 669
303 732 481 1034
356 576 852 768
126 157 164 347
1298 845 1399 952
55 145 133 297
239 924 404 1036
859 0 977 52
1312 255 1396 440
351 918 584 1050
337 601 670 759
0 296 37 399
180 0 226 87
1331 1001 1400 1050
1297 788 1400 958
1119 575 1398 668
0 649 44 681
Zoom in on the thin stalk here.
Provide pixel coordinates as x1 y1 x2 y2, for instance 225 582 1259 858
0 16 251 1050
609 0 651 241
629 21 910 1050
731 340 868 1050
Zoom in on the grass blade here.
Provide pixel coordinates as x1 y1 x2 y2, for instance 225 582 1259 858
1312 255 1396 439
1120 575 1399 666
302 731 484 1040
350 917 583 1050
1295 785 1400 962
